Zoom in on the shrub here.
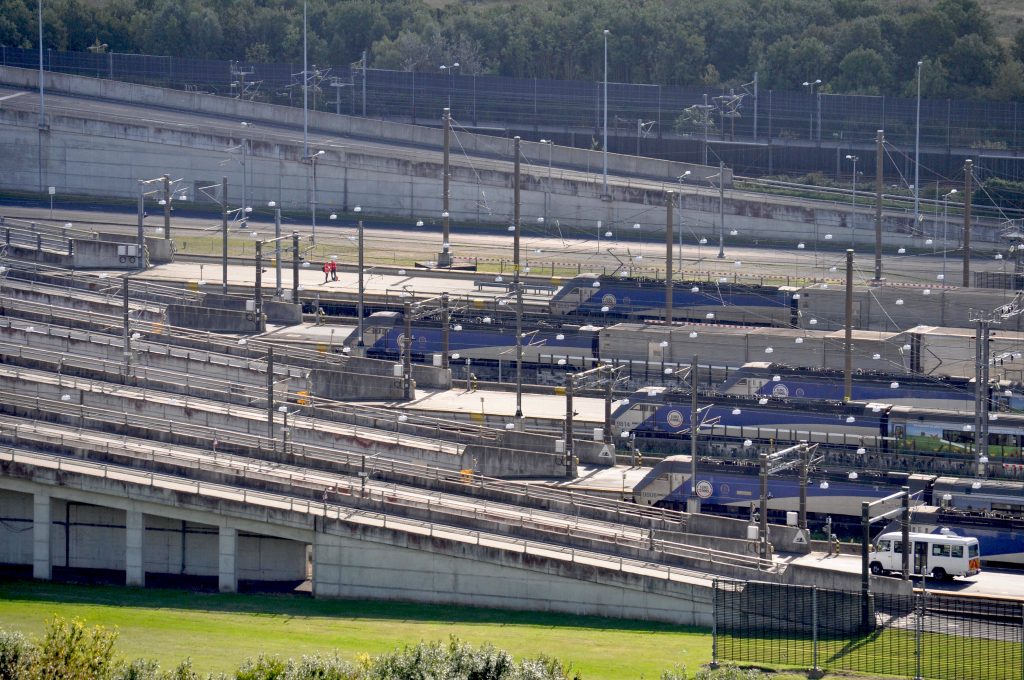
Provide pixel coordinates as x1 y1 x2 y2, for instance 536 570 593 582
0 629 34 680
30 616 119 680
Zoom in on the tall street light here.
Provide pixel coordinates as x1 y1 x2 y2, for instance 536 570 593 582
303 149 324 244
943 189 957 281
37 0 45 129
846 154 858 246
715 161 726 259
801 79 821 141
540 139 554 223
602 29 610 197
914 60 923 223
302 0 308 157
440 62 460 110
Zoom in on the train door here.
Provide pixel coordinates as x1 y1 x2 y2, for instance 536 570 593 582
913 540 928 575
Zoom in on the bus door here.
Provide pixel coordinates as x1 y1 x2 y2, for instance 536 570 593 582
913 540 928 575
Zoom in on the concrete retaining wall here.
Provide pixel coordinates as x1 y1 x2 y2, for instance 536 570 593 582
0 66 1004 250
312 523 712 625
166 304 262 334
2 466 715 625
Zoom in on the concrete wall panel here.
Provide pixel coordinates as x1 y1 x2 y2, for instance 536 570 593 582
0 488 34 565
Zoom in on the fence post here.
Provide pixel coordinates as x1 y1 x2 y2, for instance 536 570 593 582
811 587 820 677
710 579 719 669
915 592 923 680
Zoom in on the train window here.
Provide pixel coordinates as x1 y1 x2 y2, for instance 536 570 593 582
951 545 963 559
932 544 951 557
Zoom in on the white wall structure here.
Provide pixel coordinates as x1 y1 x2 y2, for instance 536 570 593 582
0 66 1004 251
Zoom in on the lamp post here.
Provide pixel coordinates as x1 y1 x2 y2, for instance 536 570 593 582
355 206 364 348
540 139 554 223
943 189 957 281
914 60 923 223
602 29 610 197
302 0 308 156
303 149 324 244
239 122 252 216
716 161 726 259
801 79 821 141
846 154 859 246
440 62 460 110
268 201 282 296
37 0 45 129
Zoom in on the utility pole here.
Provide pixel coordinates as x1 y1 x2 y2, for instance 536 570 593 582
973 316 991 475
564 374 575 477
221 177 229 293
963 159 973 288
291 231 300 305
665 190 674 324
402 301 414 399
687 354 701 514
844 249 854 402
267 346 274 438
874 130 884 281
759 453 769 560
440 292 450 370
254 240 263 332
162 175 171 240
357 218 365 348
513 136 524 423
438 108 452 268
273 204 282 297
717 161 726 259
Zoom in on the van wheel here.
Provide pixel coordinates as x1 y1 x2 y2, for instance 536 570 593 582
870 562 884 576
931 567 947 580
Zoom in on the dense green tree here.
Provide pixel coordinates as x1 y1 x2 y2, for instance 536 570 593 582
834 47 889 95
2 0 1018 101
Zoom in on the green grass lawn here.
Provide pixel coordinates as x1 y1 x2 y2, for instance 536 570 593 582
0 580 725 679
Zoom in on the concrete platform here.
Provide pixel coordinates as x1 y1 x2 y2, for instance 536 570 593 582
358 387 609 425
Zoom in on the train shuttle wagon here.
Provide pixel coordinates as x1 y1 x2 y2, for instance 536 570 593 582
869 531 981 579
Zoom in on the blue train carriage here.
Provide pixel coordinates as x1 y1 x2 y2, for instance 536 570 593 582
349 310 600 363
719 361 979 411
885 406 1024 466
632 456 923 517
611 386 889 452
548 273 797 326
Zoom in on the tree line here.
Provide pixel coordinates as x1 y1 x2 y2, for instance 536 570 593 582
2 0 1023 100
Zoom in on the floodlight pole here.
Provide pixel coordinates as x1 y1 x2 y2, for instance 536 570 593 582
665 190 674 324
687 354 701 514
219 177 229 292
162 175 171 239
513 136 523 423
357 219 365 347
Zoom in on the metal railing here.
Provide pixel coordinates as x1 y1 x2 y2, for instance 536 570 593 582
714 580 1024 680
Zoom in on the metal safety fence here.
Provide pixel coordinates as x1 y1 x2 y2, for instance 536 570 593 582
714 580 1024 680
2 46 1021 175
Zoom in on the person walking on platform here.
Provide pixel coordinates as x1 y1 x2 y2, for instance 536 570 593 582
322 262 330 284
329 259 338 281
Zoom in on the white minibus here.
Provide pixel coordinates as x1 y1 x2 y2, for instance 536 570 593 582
869 531 981 579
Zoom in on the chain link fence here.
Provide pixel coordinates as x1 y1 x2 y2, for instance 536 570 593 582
714 580 1024 680
2 46 1021 179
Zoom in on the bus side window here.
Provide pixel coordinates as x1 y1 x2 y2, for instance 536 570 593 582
893 541 902 554
877 539 891 552
932 544 951 557
951 545 963 558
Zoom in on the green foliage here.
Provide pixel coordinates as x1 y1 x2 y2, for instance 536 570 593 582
32 616 120 680
0 629 34 680
974 178 1024 212
1 0 1017 100
660 665 766 680
367 637 579 680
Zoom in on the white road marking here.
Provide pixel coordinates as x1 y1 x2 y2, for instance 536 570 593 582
0 92 26 103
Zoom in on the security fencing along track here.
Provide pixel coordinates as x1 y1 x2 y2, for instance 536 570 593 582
714 580 1024 680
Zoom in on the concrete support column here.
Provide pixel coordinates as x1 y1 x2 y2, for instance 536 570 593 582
125 510 144 587
32 493 51 580
218 526 237 593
